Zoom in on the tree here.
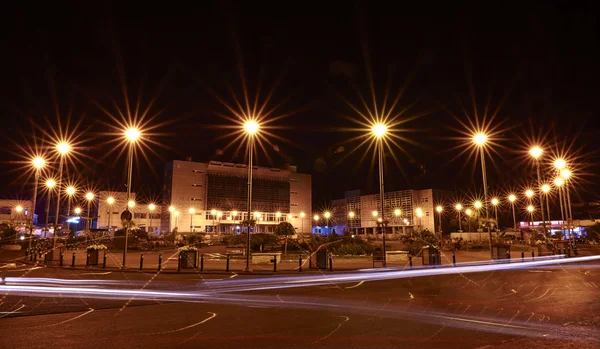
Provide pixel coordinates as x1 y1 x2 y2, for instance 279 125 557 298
274 222 295 254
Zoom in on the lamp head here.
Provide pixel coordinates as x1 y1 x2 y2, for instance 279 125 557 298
15 205 23 213
394 209 401 216
74 207 82 214
189 207 195 214
529 146 542 159
473 133 488 146
371 123 388 138
455 203 463 211
348 211 355 218
508 194 516 202
474 201 482 209
148 203 156 211
66 186 76 196
125 128 141 142
554 177 564 187
243 120 259 135
525 189 534 198
32 157 46 169
541 184 551 193
553 158 566 170
527 205 534 213
85 192 94 201
313 214 319 221
323 211 331 219
46 178 56 188
491 198 499 206
300 212 305 218
436 205 443 213
106 196 115 205
127 200 135 208
560 169 571 179
275 211 281 217
56 142 71 155
168 206 175 213
232 210 238 216
372 210 378 217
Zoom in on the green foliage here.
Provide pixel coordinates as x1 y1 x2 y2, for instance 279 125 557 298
0 223 18 242
121 219 136 229
225 233 278 251
401 229 440 255
186 233 203 245
274 222 295 237
330 237 375 256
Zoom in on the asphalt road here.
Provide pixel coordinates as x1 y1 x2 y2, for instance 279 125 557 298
1 258 599 349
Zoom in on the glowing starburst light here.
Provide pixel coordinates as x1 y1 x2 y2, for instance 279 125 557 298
107 196 115 205
455 204 462 211
541 184 551 193
435 206 443 213
125 128 141 142
474 201 482 209
529 146 542 159
473 133 488 146
45 179 56 188
394 209 401 216
560 169 571 179
348 211 355 218
554 159 566 170
527 205 534 213
32 157 46 169
148 203 156 211
554 177 564 187
244 121 259 135
508 194 516 202
66 186 76 196
525 190 534 198
85 192 95 201
56 142 71 155
491 198 499 206
371 124 388 138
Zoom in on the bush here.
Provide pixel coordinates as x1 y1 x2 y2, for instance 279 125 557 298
224 233 278 251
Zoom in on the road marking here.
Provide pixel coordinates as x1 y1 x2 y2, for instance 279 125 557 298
344 280 365 289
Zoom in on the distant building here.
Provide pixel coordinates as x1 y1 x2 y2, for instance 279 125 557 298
321 189 449 236
0 199 35 225
95 191 162 234
161 160 312 235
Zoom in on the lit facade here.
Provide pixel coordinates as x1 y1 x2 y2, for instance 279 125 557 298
0 199 35 225
95 191 162 234
318 189 439 236
161 160 312 235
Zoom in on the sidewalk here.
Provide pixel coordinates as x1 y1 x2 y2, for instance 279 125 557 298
6 247 542 274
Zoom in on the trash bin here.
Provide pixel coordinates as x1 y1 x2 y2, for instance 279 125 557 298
421 246 441 265
316 250 328 269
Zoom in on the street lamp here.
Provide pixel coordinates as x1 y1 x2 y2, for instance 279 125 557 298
189 207 195 231
74 207 82 215
372 122 388 266
455 204 463 232
508 194 517 229
465 208 473 232
525 189 534 199
473 132 493 259
554 177 566 237
53 141 71 254
323 211 331 235
14 205 23 243
529 146 547 236
491 198 499 231
148 203 156 234
527 205 535 226
44 178 57 239
243 120 259 272
435 205 443 239
85 192 95 231
394 209 401 235
29 156 46 250
415 208 423 231
122 127 141 269
168 205 175 232
106 196 115 231
560 169 574 246
65 186 76 236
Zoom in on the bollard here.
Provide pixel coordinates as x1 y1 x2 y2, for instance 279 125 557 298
409 254 413 269
200 254 204 272
273 255 277 272
452 252 456 266
139 254 144 270
531 250 535 261
103 252 107 269
226 254 230 272
33 252 37 262
574 246 578 256
158 254 162 271
71 253 76 267
298 255 302 272
329 254 333 272
59 251 64 266
567 248 571 258
177 253 181 272
86 253 90 268
506 250 510 261
309 254 312 269
563 248 567 256
521 251 524 262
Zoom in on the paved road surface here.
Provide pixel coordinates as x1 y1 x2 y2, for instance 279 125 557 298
1 259 599 348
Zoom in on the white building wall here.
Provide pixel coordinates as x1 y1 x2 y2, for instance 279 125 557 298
96 191 162 234
412 189 435 232
164 160 311 235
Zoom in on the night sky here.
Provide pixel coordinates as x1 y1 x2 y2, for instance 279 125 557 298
1 1 599 210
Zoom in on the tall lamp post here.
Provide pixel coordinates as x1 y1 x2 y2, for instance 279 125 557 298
554 177 566 238
168 206 175 232
527 205 535 230
65 186 76 238
394 209 401 235
44 178 57 239
372 123 388 267
123 127 141 269
508 194 517 230
473 133 493 259
189 207 195 232
243 120 259 272
174 211 180 231
491 198 499 232
323 211 331 236
53 142 71 254
541 184 552 231
106 196 115 231
85 192 95 231
560 169 574 247
455 204 463 232
529 146 547 235
148 203 156 234
29 157 46 250
465 209 472 232
14 205 23 243
553 159 567 240
474 200 482 241
435 206 443 240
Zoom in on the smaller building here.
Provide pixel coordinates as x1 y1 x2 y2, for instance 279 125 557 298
0 199 35 226
95 192 162 234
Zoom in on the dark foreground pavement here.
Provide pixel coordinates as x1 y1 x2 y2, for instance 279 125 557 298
1 259 599 349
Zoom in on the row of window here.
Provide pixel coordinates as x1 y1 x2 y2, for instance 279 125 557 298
190 170 302 184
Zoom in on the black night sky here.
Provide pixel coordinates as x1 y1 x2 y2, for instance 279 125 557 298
1 1 599 212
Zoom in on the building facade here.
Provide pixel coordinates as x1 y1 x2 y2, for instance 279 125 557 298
0 199 35 225
317 189 440 236
161 160 312 235
95 191 162 234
